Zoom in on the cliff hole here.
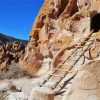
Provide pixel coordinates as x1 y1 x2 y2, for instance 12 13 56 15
57 0 69 17
91 14 100 32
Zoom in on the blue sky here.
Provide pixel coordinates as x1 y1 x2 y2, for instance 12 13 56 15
0 0 44 40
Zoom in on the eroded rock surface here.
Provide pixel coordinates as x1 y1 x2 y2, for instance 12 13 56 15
0 41 25 70
20 0 100 76
62 60 100 100
18 0 100 99
0 41 28 79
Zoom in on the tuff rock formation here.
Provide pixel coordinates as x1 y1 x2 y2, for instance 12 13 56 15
19 0 100 99
20 0 100 76
0 41 25 71
62 60 100 100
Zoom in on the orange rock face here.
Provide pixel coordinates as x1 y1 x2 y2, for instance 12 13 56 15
19 0 100 76
0 41 25 71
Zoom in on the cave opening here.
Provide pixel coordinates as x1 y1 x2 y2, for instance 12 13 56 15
91 13 100 32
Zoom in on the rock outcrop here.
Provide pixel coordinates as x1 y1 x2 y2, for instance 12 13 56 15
0 41 25 71
62 60 100 100
20 0 100 76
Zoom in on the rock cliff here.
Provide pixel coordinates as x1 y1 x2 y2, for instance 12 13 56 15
0 34 28 79
20 0 100 76
19 0 100 99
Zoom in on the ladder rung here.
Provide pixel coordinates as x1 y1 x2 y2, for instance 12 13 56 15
39 79 58 88
69 52 83 57
69 59 79 61
49 73 64 77
76 48 86 52
78 39 94 44
74 45 84 48
79 37 91 40
75 41 94 48
71 54 82 57
68 54 78 58
61 58 78 61
78 35 95 41
47 80 59 83
69 57 81 60
52 68 69 72
42 84 58 90
75 44 87 49
69 55 82 60
41 85 54 89
41 79 59 83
